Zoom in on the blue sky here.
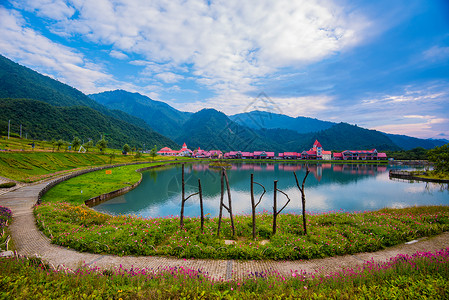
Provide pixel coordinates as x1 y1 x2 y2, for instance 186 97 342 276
1 0 448 139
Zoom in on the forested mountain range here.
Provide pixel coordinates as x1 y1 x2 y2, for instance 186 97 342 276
0 54 446 152
230 110 335 134
0 55 177 149
89 90 191 139
91 90 446 152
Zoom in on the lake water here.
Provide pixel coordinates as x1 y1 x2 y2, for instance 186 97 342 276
92 163 449 218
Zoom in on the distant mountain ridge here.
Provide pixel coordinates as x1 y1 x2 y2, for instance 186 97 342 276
89 90 191 139
0 98 178 149
230 110 335 134
0 54 178 148
91 90 445 151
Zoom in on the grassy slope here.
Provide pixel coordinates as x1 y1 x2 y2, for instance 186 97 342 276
0 137 182 182
41 163 157 204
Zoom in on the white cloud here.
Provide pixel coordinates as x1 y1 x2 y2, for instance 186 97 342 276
0 7 116 93
11 0 75 20
423 46 449 62
154 72 184 84
109 50 129 60
15 0 370 96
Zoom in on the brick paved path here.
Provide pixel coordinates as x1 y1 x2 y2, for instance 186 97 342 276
1 183 448 280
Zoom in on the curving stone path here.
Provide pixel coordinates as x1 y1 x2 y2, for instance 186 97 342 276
1 182 448 280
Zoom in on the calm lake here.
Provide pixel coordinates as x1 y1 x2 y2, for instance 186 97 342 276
92 163 449 218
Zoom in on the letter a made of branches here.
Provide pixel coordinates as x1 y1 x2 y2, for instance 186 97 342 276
179 164 204 229
293 167 310 235
250 173 266 240
217 167 235 237
273 180 291 235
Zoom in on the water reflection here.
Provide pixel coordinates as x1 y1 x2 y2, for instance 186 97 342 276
92 163 449 218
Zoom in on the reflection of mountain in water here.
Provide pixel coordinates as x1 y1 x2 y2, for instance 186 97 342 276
93 163 389 215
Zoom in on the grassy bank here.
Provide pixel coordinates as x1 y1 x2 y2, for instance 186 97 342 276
1 248 448 299
35 161 449 260
35 204 449 260
0 151 181 182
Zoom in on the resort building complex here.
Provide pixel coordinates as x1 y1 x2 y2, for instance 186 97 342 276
157 140 387 160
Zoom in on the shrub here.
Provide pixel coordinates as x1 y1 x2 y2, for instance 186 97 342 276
0 182 16 188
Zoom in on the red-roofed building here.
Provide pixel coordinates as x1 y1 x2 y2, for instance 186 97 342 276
302 140 332 160
280 152 301 159
157 143 192 156
335 149 387 160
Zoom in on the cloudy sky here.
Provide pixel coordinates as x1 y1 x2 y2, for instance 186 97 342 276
1 0 448 140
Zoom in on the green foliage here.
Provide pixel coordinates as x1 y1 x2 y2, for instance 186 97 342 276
149 145 157 160
123 143 130 154
0 182 16 188
385 147 429 160
35 203 449 260
0 152 157 182
0 98 178 149
2 248 448 299
56 139 65 151
428 144 449 174
83 140 94 152
71 137 81 151
89 90 191 140
96 138 108 153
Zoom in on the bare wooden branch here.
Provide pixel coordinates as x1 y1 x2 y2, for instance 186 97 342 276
223 168 235 236
250 173 266 240
217 167 235 237
217 168 224 236
180 163 186 228
199 179 204 232
180 164 201 229
253 181 266 207
275 188 291 215
184 192 199 201
293 167 310 235
272 180 291 235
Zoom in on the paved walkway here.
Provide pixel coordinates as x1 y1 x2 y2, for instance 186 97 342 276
1 182 448 280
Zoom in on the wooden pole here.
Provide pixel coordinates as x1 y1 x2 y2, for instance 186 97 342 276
217 168 224 236
223 168 235 237
251 173 256 239
273 180 277 235
199 179 204 232
180 164 185 228
293 168 310 235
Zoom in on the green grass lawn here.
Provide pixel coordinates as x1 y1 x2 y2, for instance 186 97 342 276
0 149 182 182
35 160 449 260
1 247 448 299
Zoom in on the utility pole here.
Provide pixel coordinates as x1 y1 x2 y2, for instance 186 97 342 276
20 124 22 138
8 120 10 139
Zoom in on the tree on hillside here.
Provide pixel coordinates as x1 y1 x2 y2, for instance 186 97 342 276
96 138 108 153
123 144 130 155
83 140 94 152
72 137 81 152
56 139 64 151
51 138 56 152
428 144 449 174
150 145 158 160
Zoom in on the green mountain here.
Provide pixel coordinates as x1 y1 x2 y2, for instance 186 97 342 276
230 110 335 134
89 90 191 139
0 54 177 149
296 123 401 151
87 89 443 152
175 109 282 152
0 98 178 149
384 133 446 150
